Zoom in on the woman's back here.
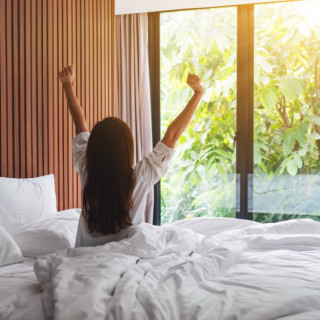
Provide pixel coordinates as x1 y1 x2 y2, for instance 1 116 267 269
72 131 175 247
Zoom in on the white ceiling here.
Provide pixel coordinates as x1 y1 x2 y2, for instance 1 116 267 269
115 0 291 15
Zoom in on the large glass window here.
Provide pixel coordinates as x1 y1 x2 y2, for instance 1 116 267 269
160 8 237 224
253 0 320 222
157 0 320 224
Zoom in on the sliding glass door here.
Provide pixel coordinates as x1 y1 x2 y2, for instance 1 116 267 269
252 0 320 222
160 8 237 223
152 0 320 224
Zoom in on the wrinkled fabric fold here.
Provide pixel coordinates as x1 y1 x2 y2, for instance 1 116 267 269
34 219 320 320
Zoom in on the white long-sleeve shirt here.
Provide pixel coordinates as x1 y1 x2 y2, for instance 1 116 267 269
72 132 175 247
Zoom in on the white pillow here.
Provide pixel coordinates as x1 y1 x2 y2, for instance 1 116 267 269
0 174 57 233
12 209 80 257
0 224 23 267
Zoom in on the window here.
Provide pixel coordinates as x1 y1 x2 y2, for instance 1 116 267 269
160 8 237 224
252 1 320 222
149 0 320 224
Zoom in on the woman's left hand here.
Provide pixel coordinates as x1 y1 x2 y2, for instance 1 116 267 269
59 65 75 87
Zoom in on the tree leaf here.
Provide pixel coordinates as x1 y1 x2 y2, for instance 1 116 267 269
279 78 304 102
287 159 298 176
190 151 198 160
259 87 277 109
310 131 320 140
312 115 320 126
216 163 225 175
298 148 307 157
283 132 295 156
257 58 273 73
215 149 232 159
295 127 306 146
279 157 290 175
254 144 262 165
260 75 271 86
294 154 303 169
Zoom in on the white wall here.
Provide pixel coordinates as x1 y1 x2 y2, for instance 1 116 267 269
115 0 290 15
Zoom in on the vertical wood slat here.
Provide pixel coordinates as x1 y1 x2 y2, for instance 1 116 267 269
110 0 115 115
6 0 13 177
0 0 7 177
109 0 114 115
53 0 59 200
89 0 93 130
19 0 26 178
93 0 97 126
85 0 90 130
105 0 110 116
42 0 48 176
0 0 115 211
31 0 38 177
67 0 72 209
13 0 20 177
37 0 43 176
98 0 102 121
48 0 54 175
79 0 85 209
101 0 106 120
73 0 77 208
62 0 67 208
58 0 63 210
25 0 32 178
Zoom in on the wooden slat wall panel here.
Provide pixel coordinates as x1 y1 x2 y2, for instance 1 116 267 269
0 0 115 211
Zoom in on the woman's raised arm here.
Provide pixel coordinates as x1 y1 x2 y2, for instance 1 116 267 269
59 65 89 134
161 73 204 149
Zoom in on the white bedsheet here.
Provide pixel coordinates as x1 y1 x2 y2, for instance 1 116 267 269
0 257 45 320
34 218 320 320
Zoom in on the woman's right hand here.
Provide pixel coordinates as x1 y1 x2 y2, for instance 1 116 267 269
59 65 75 87
187 73 204 95
161 72 204 149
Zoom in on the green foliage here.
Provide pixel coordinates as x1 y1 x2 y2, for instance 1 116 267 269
160 2 320 224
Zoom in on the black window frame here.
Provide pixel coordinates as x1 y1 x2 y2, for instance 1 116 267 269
148 4 259 224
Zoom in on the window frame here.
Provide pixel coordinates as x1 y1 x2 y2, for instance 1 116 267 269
148 4 258 224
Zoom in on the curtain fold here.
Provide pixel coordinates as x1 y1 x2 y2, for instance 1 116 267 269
115 13 154 223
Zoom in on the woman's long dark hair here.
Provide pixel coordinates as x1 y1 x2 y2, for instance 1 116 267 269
82 117 134 235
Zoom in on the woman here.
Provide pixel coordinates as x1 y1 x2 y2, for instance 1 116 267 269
59 65 204 247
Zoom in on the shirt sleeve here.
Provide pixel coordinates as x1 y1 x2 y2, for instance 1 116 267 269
72 132 90 187
134 141 175 192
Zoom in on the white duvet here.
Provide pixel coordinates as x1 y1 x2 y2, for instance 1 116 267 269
34 218 320 320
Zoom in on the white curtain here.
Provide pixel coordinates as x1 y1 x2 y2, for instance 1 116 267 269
115 13 154 223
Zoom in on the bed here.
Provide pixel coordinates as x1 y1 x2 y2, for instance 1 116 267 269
1 176 320 320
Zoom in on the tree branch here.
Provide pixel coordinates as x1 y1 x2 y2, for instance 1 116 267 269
276 94 290 130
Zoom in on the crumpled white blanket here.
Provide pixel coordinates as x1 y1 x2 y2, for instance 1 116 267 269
34 219 320 320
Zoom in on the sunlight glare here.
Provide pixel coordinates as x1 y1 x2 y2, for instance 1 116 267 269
301 0 320 26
